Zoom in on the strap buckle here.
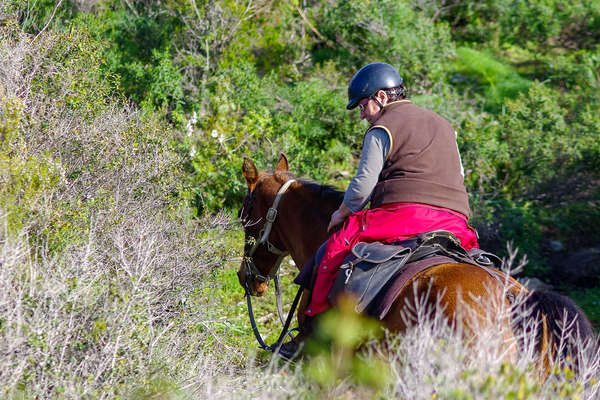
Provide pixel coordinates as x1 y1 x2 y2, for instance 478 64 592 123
266 207 278 223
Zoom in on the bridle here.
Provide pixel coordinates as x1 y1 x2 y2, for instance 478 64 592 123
241 176 303 352
243 177 295 287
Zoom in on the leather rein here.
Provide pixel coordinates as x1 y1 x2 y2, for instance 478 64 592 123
243 177 303 352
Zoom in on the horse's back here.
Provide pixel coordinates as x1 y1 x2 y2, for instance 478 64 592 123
382 262 521 333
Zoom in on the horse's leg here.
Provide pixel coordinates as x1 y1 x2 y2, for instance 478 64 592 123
297 288 311 327
279 245 326 358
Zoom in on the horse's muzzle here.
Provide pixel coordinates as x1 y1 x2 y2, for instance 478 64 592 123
249 280 269 297
238 262 269 297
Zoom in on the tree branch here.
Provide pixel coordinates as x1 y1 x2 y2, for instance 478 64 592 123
30 0 65 44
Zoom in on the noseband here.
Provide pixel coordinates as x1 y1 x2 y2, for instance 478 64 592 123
243 177 296 288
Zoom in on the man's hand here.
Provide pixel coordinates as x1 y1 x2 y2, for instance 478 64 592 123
327 202 352 232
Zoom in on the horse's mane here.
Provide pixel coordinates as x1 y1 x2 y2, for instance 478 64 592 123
274 171 344 206
268 171 344 227
299 179 345 205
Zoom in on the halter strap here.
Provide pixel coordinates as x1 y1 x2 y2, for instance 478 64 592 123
247 178 296 260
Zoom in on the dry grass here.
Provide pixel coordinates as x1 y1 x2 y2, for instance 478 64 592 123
0 21 237 398
0 211 231 398
0 12 598 400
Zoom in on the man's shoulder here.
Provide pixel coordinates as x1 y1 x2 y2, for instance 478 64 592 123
398 102 452 126
383 101 445 122
395 101 438 116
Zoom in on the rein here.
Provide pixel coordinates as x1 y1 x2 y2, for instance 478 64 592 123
247 286 303 352
243 177 302 351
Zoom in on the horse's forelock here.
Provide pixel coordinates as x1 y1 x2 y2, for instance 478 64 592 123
239 184 259 223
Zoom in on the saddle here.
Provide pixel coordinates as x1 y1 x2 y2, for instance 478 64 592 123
327 230 505 319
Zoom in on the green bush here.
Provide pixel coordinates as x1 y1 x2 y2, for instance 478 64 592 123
75 9 184 112
439 0 600 50
312 0 455 93
8 0 79 34
454 47 532 110
184 61 361 212
0 93 62 234
3 1 600 397
1 23 189 251
460 82 597 270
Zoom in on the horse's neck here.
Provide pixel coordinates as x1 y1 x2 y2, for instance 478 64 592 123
279 185 340 268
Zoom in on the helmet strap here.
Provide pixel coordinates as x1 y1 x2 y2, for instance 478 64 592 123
372 95 385 114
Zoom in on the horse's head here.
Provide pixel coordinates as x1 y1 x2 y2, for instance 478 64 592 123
238 154 294 296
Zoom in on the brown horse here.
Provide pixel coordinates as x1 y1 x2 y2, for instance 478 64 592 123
237 154 596 374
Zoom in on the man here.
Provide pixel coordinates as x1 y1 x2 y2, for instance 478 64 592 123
280 62 479 358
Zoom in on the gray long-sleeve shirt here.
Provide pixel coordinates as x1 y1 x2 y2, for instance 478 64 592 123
343 128 390 212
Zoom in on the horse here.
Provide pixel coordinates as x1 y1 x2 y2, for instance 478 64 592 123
237 153 597 376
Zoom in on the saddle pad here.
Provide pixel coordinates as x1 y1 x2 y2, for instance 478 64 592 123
370 255 458 320
369 254 519 320
323 231 509 319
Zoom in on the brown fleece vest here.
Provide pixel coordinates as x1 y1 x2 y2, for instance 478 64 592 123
367 101 471 217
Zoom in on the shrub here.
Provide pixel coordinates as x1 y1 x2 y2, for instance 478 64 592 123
312 0 456 94
437 0 600 50
454 47 532 110
187 262 600 399
0 20 236 398
184 61 361 212
0 205 233 398
81 9 185 112
0 92 62 235
0 16 195 252
6 0 79 34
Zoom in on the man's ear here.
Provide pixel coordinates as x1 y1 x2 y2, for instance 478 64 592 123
376 89 388 106
274 153 289 172
242 157 259 190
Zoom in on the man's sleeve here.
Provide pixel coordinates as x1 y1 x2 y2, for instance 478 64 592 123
343 128 390 212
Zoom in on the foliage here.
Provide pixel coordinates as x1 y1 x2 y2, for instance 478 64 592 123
0 92 62 234
6 0 79 34
568 287 600 329
454 47 532 110
0 205 232 398
189 262 600 399
0 21 228 398
437 0 600 50
454 80 598 272
184 61 361 212
1 0 599 396
492 84 575 195
78 7 186 113
304 297 389 392
311 0 456 93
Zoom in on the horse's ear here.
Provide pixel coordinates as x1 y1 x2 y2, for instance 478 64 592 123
274 153 289 172
242 157 259 188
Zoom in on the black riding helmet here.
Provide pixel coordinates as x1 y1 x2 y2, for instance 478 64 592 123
346 62 403 110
